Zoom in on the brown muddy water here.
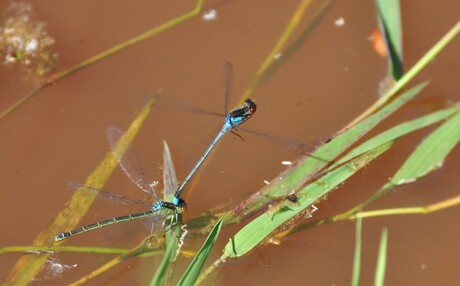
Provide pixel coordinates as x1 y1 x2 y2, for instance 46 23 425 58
0 1 459 285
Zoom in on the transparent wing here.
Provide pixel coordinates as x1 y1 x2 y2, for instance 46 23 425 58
67 182 151 208
239 127 331 163
106 126 158 200
223 61 233 115
157 97 224 118
238 127 306 149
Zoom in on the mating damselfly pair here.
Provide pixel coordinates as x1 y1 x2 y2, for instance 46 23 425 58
54 62 256 241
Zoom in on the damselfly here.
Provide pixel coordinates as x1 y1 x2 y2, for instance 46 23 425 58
54 183 179 241
161 62 256 206
54 62 256 241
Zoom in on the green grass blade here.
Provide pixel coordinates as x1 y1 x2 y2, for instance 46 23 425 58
374 228 388 286
223 141 393 258
163 141 179 202
317 108 460 227
335 105 460 167
337 108 460 220
271 105 460 235
351 217 363 286
162 140 182 263
178 218 224 286
376 0 403 79
269 82 426 198
162 141 183 253
235 82 427 213
150 237 177 286
391 109 460 185
163 142 182 258
149 142 181 286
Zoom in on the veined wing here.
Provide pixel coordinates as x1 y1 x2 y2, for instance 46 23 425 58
68 182 151 208
106 126 158 200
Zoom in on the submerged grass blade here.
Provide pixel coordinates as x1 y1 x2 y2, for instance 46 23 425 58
4 91 161 285
351 217 363 286
240 0 334 103
0 0 206 120
346 21 460 128
178 218 223 286
239 0 315 102
355 194 460 219
69 235 164 286
223 141 393 258
374 228 388 286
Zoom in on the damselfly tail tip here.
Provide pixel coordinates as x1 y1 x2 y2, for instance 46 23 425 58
54 233 67 242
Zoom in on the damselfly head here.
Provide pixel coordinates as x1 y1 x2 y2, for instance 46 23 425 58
244 98 257 114
177 199 187 210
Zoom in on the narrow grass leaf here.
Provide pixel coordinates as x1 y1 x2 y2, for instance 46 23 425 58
148 141 181 286
178 218 224 286
5 91 161 285
335 106 460 167
163 141 178 204
150 237 177 286
351 217 363 286
164 141 183 262
224 142 393 258
261 82 426 199
376 0 403 79
391 109 460 185
273 107 460 234
320 108 460 222
374 228 388 286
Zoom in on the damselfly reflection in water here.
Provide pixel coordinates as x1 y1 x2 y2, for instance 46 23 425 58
54 62 257 241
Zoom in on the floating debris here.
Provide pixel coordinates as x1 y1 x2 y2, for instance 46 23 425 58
274 52 282 60
39 257 77 281
0 2 58 75
334 17 345 27
202 9 217 21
